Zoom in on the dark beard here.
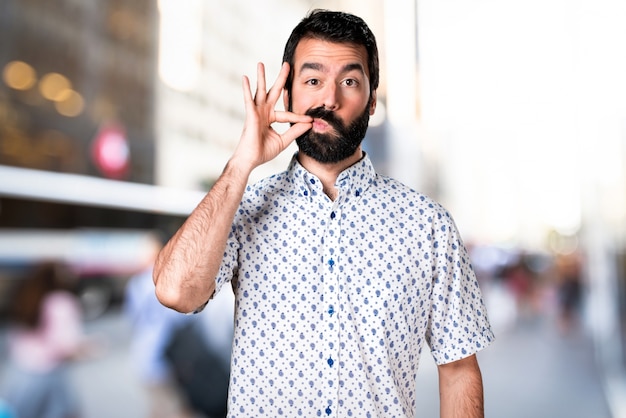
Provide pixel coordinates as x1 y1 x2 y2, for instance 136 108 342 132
295 104 370 163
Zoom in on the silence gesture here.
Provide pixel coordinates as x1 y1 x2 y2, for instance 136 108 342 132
232 62 312 172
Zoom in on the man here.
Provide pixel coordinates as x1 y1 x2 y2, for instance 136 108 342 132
154 9 494 418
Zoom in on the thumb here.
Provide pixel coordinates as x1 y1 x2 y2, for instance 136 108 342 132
281 121 312 144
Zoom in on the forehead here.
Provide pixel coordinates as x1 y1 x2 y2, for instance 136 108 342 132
293 38 369 75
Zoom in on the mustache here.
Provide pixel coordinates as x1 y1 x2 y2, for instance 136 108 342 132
305 106 344 129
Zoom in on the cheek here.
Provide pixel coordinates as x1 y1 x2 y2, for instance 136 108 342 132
343 99 370 122
289 86 323 114
291 100 315 115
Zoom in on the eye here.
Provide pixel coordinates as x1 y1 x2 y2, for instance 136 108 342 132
343 78 359 87
305 79 320 86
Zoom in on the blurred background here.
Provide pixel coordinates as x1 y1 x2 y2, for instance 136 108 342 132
0 0 625 417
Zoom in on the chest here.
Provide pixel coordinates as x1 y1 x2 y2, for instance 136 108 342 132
235 199 438 316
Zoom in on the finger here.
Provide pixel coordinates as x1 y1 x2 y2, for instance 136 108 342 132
267 62 290 104
242 75 256 114
254 62 267 104
242 75 252 102
281 121 313 144
274 110 312 124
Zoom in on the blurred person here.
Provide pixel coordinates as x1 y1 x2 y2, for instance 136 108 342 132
500 255 536 321
124 235 229 418
154 9 494 418
554 250 584 334
0 262 94 418
124 236 194 418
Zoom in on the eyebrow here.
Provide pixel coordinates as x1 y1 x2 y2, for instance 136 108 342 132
299 62 366 75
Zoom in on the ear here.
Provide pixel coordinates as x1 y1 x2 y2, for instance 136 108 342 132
369 91 377 115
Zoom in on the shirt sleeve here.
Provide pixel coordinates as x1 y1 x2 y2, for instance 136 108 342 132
425 208 495 365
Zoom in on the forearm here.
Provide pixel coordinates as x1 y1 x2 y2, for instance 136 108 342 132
438 355 485 418
154 159 251 313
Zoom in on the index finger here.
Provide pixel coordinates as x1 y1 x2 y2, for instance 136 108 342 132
254 62 267 104
267 62 290 104
274 110 312 124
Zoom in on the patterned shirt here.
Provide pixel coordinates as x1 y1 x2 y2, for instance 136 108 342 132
212 153 494 417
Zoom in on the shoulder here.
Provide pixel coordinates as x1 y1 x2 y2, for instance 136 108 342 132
373 174 451 217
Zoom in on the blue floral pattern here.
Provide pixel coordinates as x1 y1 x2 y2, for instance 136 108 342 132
212 154 494 417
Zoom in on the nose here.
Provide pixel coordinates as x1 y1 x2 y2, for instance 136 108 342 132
321 83 339 111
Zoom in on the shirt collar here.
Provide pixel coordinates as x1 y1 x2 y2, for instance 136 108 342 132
286 152 376 203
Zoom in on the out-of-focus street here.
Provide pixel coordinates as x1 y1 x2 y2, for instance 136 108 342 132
1 305 613 418
416 317 613 417
1 1 626 418
0 282 236 418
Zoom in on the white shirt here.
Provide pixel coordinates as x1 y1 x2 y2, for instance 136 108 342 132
213 153 494 417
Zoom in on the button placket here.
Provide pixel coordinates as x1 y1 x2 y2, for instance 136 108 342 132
324 204 341 327
322 204 341 415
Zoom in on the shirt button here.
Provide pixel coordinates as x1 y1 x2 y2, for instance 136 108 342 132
355 190 361 197
328 306 335 316
330 211 336 219
327 357 334 367
328 259 335 267
325 407 332 415
310 178 316 184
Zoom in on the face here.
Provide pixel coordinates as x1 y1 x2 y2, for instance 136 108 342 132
285 38 376 163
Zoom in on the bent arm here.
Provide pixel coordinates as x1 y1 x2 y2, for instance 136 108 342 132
153 62 312 313
437 354 485 418
153 160 251 313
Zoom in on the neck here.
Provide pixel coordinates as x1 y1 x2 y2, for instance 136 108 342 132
297 148 363 200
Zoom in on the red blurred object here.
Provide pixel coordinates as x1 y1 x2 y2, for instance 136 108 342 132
91 124 130 179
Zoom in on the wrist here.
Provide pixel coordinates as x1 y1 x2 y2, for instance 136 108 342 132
224 155 255 182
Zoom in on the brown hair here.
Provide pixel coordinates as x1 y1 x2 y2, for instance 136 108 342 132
282 9 379 100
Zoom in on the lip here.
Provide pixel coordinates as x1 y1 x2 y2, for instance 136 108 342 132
312 118 331 132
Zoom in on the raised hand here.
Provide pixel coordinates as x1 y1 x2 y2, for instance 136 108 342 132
232 62 312 172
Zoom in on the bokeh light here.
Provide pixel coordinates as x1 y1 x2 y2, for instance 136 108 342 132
54 90 85 117
2 61 37 91
39 72 72 102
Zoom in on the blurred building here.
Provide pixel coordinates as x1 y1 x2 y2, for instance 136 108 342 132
416 1 626 415
0 0 165 318
0 0 160 229
0 0 157 181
